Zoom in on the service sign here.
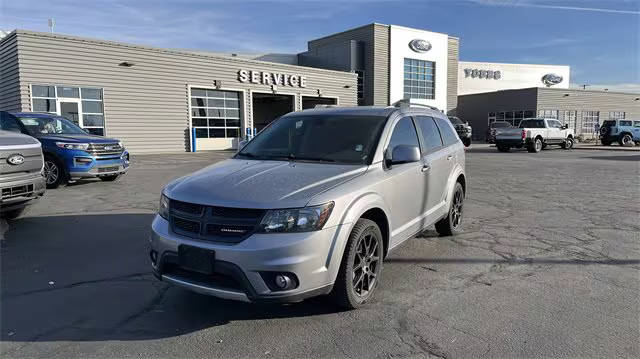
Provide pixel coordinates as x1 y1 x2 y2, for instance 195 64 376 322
238 70 307 88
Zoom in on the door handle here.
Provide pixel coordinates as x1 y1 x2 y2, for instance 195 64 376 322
421 165 430 172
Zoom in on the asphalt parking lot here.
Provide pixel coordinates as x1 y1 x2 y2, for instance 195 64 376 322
2 146 639 358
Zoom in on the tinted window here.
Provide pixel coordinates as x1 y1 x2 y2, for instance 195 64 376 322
0 116 22 132
634 121 640 128
32 85 55 98
81 88 102 100
416 116 443 153
519 119 545 128
434 117 459 146
619 120 632 126
602 120 617 127
33 99 57 113
388 117 420 153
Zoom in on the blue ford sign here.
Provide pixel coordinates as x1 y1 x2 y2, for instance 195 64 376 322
542 73 563 86
409 39 432 53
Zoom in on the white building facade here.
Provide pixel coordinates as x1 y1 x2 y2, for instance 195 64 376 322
458 61 570 95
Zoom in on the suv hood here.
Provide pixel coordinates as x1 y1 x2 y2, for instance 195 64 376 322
34 134 120 144
165 159 367 209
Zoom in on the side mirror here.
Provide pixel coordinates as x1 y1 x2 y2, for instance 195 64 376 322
562 124 568 130
388 145 421 166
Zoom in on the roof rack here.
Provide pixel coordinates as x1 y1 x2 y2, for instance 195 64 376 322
392 99 441 112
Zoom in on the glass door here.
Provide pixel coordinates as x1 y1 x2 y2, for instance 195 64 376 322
59 101 82 126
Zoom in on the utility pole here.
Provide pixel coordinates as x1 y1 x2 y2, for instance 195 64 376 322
48 18 55 33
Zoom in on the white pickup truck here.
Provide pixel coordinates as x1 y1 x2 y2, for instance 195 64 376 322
494 118 575 153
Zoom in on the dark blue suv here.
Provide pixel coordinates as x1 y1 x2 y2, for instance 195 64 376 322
0 112 129 188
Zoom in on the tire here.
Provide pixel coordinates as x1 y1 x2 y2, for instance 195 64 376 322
99 174 120 182
497 145 510 152
528 138 542 153
1 207 25 220
43 156 64 189
435 182 465 236
561 137 574 149
601 139 612 146
330 218 384 309
619 134 633 146
463 138 471 147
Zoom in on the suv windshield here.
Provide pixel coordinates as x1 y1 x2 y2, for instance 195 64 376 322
519 119 545 128
236 114 388 165
18 116 87 135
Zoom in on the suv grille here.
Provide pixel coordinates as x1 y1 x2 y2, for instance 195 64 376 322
169 200 266 243
87 142 124 157
2 184 34 199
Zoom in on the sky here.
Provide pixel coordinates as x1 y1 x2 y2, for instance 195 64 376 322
2 0 639 92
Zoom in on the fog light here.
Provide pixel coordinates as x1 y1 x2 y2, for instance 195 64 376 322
275 275 292 290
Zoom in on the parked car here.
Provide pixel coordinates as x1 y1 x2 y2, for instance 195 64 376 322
150 103 466 308
0 130 46 219
486 121 512 144
448 116 472 147
494 118 575 153
0 112 129 188
599 119 640 146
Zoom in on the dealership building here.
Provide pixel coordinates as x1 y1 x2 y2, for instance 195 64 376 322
1 24 638 152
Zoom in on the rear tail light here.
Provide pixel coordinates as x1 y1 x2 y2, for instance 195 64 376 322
521 129 527 140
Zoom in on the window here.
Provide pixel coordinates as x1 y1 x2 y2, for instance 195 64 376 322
57 86 79 98
538 109 558 119
634 121 640 128
191 88 241 138
581 111 599 131
619 120 633 127
403 58 435 100
519 119 545 128
80 88 105 135
434 117 459 146
31 84 105 135
355 70 364 102
388 117 420 153
549 120 563 128
415 116 443 153
559 110 577 131
31 85 57 113
609 111 625 120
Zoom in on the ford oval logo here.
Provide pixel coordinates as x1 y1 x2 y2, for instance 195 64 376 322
409 39 432 53
542 73 563 86
7 154 25 166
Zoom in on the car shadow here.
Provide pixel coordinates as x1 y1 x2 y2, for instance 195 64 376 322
0 213 346 344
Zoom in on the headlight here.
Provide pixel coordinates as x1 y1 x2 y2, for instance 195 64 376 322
159 194 170 219
56 142 89 150
258 202 334 233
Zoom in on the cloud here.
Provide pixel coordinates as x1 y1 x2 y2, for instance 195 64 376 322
570 83 640 93
467 0 640 15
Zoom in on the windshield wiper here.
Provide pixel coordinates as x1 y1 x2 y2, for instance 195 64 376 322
289 156 336 163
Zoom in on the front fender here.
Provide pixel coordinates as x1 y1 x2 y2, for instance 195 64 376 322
322 192 392 283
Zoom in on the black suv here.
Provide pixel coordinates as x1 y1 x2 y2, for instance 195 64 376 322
448 116 472 147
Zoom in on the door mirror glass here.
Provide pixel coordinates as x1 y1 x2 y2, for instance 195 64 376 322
390 145 421 165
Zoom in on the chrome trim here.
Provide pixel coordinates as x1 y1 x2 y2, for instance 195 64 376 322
162 274 250 302
0 143 41 150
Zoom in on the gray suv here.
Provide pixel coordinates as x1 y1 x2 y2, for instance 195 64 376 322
150 103 466 308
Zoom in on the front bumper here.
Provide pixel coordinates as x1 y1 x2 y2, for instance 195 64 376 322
149 215 348 303
66 151 130 179
0 175 46 212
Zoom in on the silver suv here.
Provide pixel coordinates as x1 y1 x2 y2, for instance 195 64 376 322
150 103 466 308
